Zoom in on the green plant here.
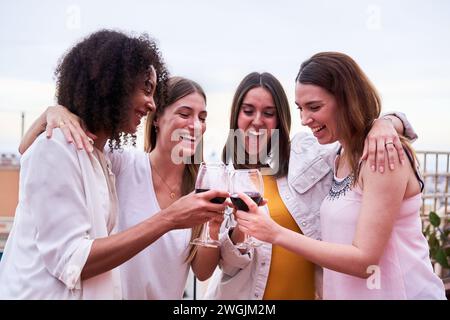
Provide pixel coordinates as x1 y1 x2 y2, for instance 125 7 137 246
423 211 450 270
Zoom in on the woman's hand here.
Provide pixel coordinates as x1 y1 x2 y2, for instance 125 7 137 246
45 105 97 152
19 105 97 154
164 190 231 230
233 193 280 244
362 117 406 173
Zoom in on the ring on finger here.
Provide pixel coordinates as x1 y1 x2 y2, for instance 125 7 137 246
385 141 394 146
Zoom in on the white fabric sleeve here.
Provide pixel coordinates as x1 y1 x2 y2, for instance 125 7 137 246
25 134 94 289
218 230 252 277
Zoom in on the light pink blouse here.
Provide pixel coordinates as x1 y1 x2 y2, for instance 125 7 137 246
320 172 446 300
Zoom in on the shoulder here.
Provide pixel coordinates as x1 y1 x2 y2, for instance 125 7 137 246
106 147 148 174
290 131 318 152
359 158 411 191
29 129 79 159
106 147 142 162
21 129 84 179
290 132 338 168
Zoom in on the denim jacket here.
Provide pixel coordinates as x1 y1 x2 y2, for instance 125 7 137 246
204 112 416 300
204 132 337 300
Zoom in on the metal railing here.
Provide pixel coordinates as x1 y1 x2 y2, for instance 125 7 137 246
417 151 450 218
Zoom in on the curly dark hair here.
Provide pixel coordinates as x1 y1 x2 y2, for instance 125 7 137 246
55 29 169 150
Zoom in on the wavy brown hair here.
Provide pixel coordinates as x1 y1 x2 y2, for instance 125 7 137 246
296 52 417 181
55 29 169 150
144 76 206 262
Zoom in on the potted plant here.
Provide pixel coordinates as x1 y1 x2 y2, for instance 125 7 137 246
423 210 450 296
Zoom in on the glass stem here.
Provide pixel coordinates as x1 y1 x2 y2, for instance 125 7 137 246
204 221 211 241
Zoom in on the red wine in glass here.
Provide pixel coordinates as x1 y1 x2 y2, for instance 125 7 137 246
230 192 262 211
190 163 229 248
229 169 264 249
195 188 226 204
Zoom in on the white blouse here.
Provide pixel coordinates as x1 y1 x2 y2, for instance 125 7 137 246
0 130 121 299
108 149 192 299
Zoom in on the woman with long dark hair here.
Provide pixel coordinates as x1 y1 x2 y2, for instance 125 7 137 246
233 53 446 299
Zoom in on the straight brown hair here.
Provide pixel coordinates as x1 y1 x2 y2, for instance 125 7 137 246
296 52 418 181
222 72 291 178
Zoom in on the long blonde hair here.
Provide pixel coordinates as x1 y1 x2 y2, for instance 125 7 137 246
144 76 205 263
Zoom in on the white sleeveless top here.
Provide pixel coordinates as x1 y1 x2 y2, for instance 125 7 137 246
107 149 192 299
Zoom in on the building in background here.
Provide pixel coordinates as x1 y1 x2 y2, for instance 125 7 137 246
0 153 19 259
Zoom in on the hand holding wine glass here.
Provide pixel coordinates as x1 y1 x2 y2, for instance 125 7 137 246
232 193 281 245
190 163 229 248
229 169 264 249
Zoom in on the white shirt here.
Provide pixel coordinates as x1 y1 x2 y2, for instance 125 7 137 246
108 149 192 299
0 130 121 299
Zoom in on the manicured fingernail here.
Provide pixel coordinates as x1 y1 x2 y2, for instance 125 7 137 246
371 165 375 172
390 164 395 170
379 166 384 173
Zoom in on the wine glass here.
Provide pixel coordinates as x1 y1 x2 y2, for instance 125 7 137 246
190 162 228 248
229 169 264 249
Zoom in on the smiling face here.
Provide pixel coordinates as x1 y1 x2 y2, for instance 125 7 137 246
237 87 278 156
295 82 339 145
124 66 157 134
154 91 207 157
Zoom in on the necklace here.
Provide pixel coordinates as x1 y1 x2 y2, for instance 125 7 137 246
151 159 178 199
327 174 354 201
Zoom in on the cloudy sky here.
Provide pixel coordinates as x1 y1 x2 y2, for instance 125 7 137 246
1 0 449 156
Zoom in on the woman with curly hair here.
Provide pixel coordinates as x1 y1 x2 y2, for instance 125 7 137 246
0 30 228 299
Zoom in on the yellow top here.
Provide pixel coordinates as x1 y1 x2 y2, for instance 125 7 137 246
262 175 315 300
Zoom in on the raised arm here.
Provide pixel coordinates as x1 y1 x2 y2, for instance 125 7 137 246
362 112 418 174
19 105 95 154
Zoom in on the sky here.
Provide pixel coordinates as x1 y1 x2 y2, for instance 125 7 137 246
1 0 450 158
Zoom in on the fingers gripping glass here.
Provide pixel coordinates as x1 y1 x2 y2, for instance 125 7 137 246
230 169 264 249
190 163 228 248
